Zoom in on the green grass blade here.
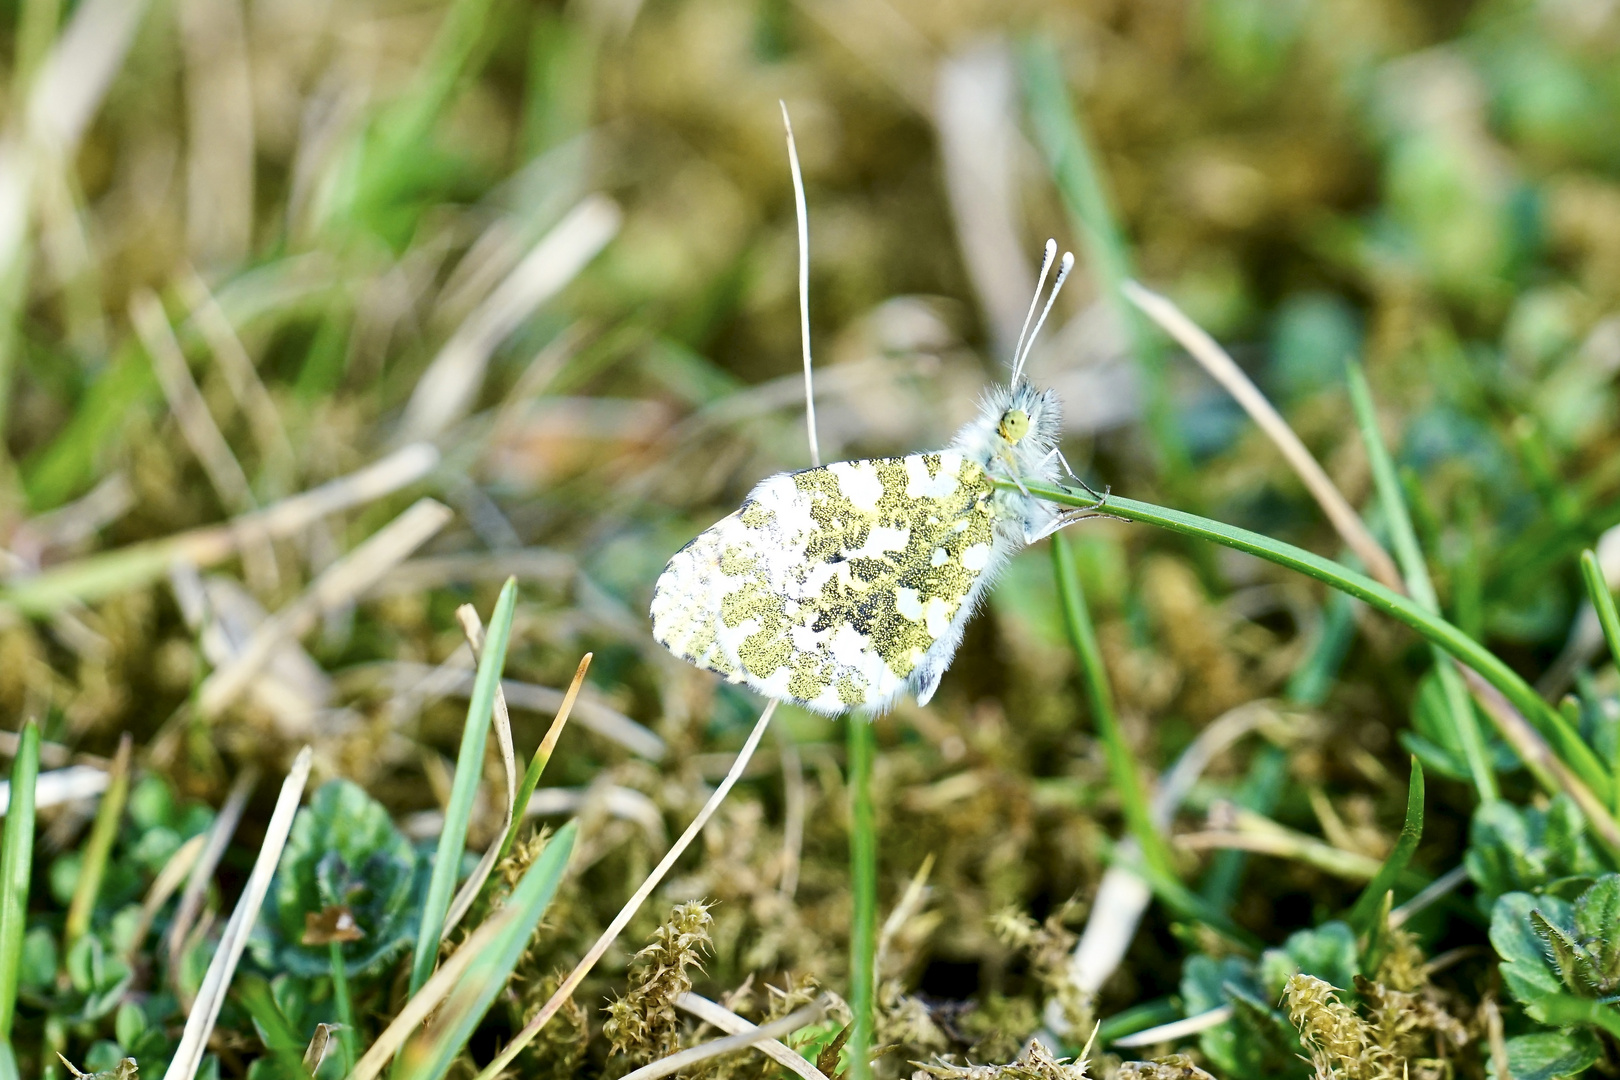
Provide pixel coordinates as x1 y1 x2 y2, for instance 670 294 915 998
64 732 132 950
1015 479 1618 814
1052 533 1176 880
1019 38 1190 489
846 715 877 1080
0 719 40 1034
330 943 357 1071
1096 998 1182 1045
1348 758 1424 931
409 577 520 994
1579 549 1620 811
1580 549 1620 677
1345 361 1497 804
395 820 577 1080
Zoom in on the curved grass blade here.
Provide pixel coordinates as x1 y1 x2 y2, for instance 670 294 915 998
1580 548 1620 811
1346 360 1497 804
64 732 132 949
408 576 518 995
394 820 577 1080
0 719 40 1035
1348 758 1424 932
1014 478 1617 816
496 652 591 865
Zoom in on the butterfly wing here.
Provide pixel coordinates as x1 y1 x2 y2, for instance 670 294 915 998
650 452 997 714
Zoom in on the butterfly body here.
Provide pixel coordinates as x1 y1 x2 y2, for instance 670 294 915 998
650 379 1064 715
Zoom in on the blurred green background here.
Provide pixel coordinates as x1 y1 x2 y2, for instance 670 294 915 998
6 0 1620 1075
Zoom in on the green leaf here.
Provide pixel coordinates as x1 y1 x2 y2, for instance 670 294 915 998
0 720 39 1033
395 820 577 1080
409 577 519 994
1573 874 1620 991
1349 759 1425 931
115 1001 147 1050
1493 893 1573 1012
250 779 423 979
235 973 314 1080
66 934 133 1020
1531 908 1589 992
1257 922 1358 999
1500 1030 1602 1080
20 925 56 991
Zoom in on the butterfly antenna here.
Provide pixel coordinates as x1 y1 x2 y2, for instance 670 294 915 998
1012 250 1074 383
1010 239 1057 386
782 101 820 467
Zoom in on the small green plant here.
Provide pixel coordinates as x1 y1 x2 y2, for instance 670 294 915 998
1181 922 1360 1078
250 779 425 980
1467 797 1614 911
1489 872 1620 1077
602 900 715 1069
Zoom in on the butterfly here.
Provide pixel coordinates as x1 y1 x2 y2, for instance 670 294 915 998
651 241 1100 715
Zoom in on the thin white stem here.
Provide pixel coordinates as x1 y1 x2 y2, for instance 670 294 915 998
161 747 312 1080
619 998 829 1080
781 101 819 467
676 993 830 1080
473 699 780 1080
1111 1005 1233 1048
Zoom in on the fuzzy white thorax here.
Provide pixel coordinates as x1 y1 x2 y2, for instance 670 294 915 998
948 379 1064 544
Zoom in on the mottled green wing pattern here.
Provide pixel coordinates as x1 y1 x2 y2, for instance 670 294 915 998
650 452 997 714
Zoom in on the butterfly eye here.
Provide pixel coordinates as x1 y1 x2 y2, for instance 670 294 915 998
998 409 1030 442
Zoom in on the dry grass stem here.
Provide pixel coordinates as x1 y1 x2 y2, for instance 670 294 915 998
1112 1006 1235 1049
0 764 107 813
161 746 312 1080
0 442 440 613
1462 668 1620 853
166 765 259 972
368 659 665 759
780 101 818 468
126 831 207 960
1121 280 1402 592
175 268 298 490
196 498 453 717
399 194 621 441
473 699 780 1080
619 997 831 1080
441 605 520 939
675 992 832 1080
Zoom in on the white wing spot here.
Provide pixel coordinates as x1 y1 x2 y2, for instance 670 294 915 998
896 587 923 620
905 455 959 499
829 622 872 666
962 544 991 571
848 524 910 559
923 597 952 639
930 548 949 567
829 461 884 512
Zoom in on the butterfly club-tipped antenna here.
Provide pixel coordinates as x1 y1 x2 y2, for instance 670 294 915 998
1010 239 1057 385
1010 247 1075 385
